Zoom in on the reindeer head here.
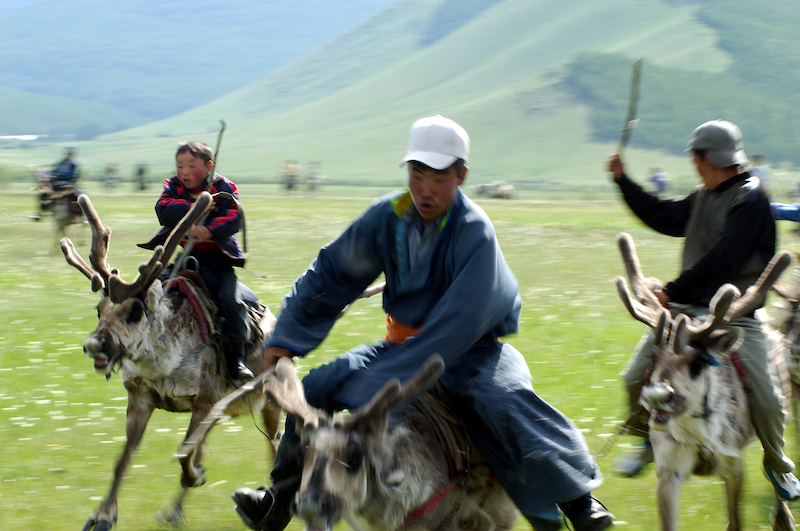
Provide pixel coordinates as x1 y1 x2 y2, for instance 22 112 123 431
263 355 445 531
614 233 789 429
61 194 212 377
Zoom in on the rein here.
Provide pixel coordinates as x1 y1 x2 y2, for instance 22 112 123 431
404 468 471 530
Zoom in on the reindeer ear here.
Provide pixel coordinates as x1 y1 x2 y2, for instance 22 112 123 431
144 280 162 312
653 309 670 346
671 314 691 354
344 379 401 442
710 327 744 354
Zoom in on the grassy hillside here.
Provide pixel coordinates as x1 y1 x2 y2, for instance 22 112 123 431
0 0 395 136
0 86 149 140
3 0 798 193
567 0 800 166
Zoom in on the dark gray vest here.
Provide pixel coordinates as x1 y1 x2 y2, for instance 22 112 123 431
682 180 765 305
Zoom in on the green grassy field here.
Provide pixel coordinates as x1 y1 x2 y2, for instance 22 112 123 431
1 183 799 530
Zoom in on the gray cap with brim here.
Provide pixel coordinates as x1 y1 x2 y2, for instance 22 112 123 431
687 119 748 168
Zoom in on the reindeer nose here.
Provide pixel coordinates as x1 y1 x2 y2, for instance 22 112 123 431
642 384 674 409
84 333 111 356
296 491 336 520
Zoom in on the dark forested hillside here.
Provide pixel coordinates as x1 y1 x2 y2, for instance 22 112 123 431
566 0 800 165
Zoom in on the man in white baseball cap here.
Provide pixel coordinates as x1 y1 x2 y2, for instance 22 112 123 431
608 120 800 502
233 115 614 531
399 114 470 170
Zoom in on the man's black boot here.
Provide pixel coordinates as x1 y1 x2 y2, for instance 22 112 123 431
233 420 304 530
232 484 294 531
558 493 614 531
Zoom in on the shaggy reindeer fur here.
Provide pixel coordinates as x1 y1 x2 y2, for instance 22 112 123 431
615 232 795 531
61 193 280 531
768 276 800 437
265 355 519 531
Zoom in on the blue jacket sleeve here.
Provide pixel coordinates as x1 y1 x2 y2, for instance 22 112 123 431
771 202 800 222
269 207 384 354
206 177 241 240
155 179 192 227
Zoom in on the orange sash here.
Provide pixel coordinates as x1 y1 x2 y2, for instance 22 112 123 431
385 315 421 344
385 314 501 344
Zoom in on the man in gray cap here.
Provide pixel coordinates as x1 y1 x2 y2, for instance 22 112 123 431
607 120 800 500
233 115 614 531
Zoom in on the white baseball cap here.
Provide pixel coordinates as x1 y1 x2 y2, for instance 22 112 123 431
687 120 748 168
399 115 469 170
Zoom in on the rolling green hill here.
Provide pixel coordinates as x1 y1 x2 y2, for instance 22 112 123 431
3 0 798 192
0 85 149 140
0 0 395 136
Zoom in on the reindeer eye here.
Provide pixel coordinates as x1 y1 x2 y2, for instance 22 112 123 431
340 440 363 473
689 349 707 379
127 300 145 323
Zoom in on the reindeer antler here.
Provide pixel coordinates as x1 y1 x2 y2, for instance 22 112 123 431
61 192 214 303
615 276 671 345
60 194 113 293
106 192 213 303
616 232 791 352
263 357 328 431
614 233 673 345
686 251 791 342
341 354 445 431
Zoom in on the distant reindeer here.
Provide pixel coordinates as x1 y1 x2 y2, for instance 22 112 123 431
31 165 85 244
614 232 795 531
60 192 280 531
182 355 519 531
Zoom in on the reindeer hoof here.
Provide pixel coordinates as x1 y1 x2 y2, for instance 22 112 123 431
157 504 186 526
83 511 116 531
181 465 206 488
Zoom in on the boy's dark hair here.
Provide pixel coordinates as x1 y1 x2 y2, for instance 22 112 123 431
409 158 466 174
176 140 213 164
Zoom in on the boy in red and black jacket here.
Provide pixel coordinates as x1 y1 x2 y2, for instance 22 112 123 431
140 140 252 380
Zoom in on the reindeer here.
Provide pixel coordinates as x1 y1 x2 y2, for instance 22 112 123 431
248 354 519 531
60 192 280 531
30 165 85 245
766 269 800 438
613 232 795 531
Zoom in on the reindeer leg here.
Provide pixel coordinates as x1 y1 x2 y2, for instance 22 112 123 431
83 394 153 531
162 400 215 527
771 491 795 531
792 380 799 444
720 456 744 531
179 402 213 489
262 400 282 462
653 434 693 531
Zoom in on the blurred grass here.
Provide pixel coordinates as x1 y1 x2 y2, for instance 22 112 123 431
1 182 799 530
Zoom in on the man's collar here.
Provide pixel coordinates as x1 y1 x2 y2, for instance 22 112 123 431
390 189 462 233
712 170 750 194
